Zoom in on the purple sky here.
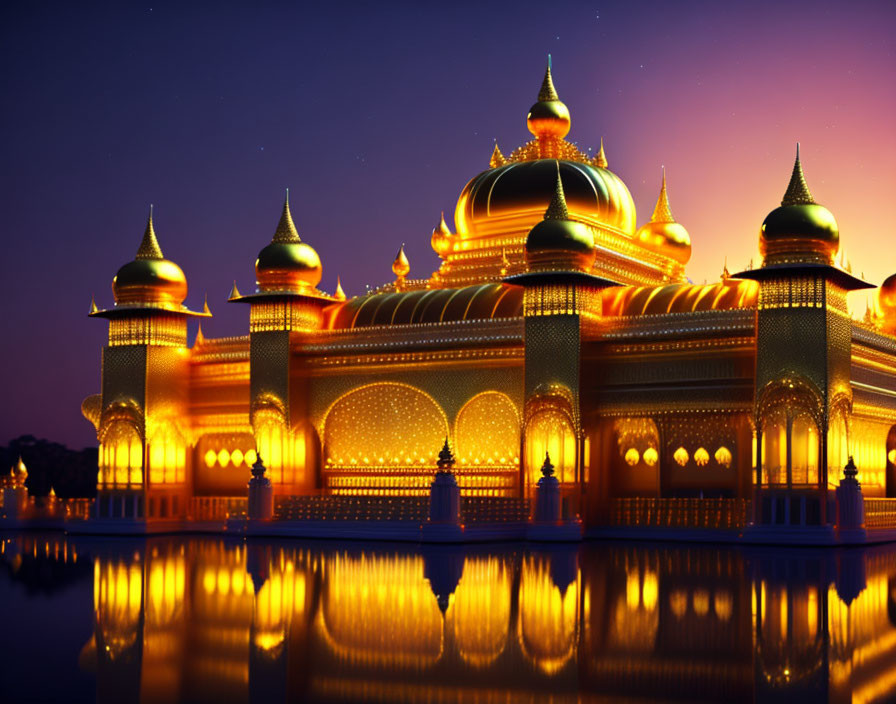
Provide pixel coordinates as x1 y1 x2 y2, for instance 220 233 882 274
2 0 894 449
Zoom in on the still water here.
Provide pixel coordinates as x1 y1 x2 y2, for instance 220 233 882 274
0 534 895 704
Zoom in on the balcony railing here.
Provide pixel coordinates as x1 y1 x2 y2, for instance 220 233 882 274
864 498 896 529
611 497 750 530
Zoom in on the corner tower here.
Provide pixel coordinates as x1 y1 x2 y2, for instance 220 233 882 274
85 208 209 521
736 147 872 532
229 192 330 493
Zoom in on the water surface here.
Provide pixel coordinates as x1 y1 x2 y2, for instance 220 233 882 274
1 534 895 703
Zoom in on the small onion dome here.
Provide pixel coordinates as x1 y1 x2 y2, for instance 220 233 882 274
527 56 570 140
636 169 691 265
525 162 596 272
255 191 322 292
392 244 410 278
760 145 839 266
430 212 453 258
112 207 188 309
876 273 896 333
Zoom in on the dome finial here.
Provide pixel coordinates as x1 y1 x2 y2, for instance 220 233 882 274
136 204 164 260
490 141 507 168
538 55 558 101
334 276 346 301
89 295 98 315
593 137 608 168
202 293 211 316
195 322 205 345
544 161 570 221
650 167 675 223
392 244 410 279
229 280 242 300
782 143 815 206
272 190 301 244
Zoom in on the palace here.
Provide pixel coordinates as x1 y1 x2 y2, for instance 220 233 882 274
77 60 896 537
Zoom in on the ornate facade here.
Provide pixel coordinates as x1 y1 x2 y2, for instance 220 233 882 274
82 60 896 529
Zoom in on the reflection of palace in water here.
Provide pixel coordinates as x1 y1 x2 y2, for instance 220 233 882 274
3 535 896 703
66 58 896 540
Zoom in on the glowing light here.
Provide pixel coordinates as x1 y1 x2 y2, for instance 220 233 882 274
525 407 576 485
692 589 709 616
624 448 640 466
673 447 689 466
713 590 732 621
204 449 217 468
888 449 896 464
642 447 658 466
231 449 244 467
245 449 258 466
694 447 709 467
669 590 687 619
218 449 230 468
642 571 658 611
714 446 732 468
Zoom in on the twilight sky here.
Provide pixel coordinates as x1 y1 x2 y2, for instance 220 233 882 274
1 0 894 449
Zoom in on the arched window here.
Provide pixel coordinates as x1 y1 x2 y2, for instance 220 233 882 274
99 421 143 489
147 421 186 485
758 378 822 487
455 392 519 468
525 407 576 485
323 383 448 471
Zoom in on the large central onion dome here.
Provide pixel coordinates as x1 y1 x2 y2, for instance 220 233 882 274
525 164 596 273
760 145 839 266
255 192 322 292
636 169 691 265
453 59 636 243
112 208 188 309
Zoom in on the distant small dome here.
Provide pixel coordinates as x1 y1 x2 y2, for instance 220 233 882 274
635 170 691 265
760 146 839 266
112 209 188 308
392 245 410 278
255 194 322 292
525 164 596 273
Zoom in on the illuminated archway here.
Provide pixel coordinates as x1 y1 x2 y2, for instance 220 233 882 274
98 401 144 489
525 407 576 485
757 376 823 488
147 420 186 485
323 383 449 470
454 392 520 468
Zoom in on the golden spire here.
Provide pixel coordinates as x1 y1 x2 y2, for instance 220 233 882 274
195 322 205 346
272 189 301 244
136 205 164 260
538 55 559 101
544 161 570 221
721 257 730 280
49 486 56 499
202 294 211 316
781 143 815 206
89 295 98 315
334 276 346 301
650 168 675 223
490 142 506 168
228 280 241 300
593 137 608 168
392 244 410 278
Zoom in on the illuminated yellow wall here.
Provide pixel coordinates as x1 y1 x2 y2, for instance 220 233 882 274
323 383 448 472
454 392 520 469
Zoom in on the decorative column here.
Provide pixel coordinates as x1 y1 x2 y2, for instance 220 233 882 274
533 453 561 523
835 456 865 543
248 454 274 520
421 439 463 542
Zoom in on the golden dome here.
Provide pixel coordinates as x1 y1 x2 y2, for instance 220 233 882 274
255 192 322 292
112 208 188 309
876 273 896 334
430 212 453 258
525 164 596 273
392 245 410 278
636 169 691 265
456 158 636 240
526 57 570 140
760 145 839 266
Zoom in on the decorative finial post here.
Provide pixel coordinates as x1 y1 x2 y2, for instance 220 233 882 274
424 437 462 537
836 455 866 540
247 451 273 520
392 244 410 291
533 450 561 524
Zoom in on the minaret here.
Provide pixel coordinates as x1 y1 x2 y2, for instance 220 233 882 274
736 146 873 534
86 208 209 521
229 191 328 492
